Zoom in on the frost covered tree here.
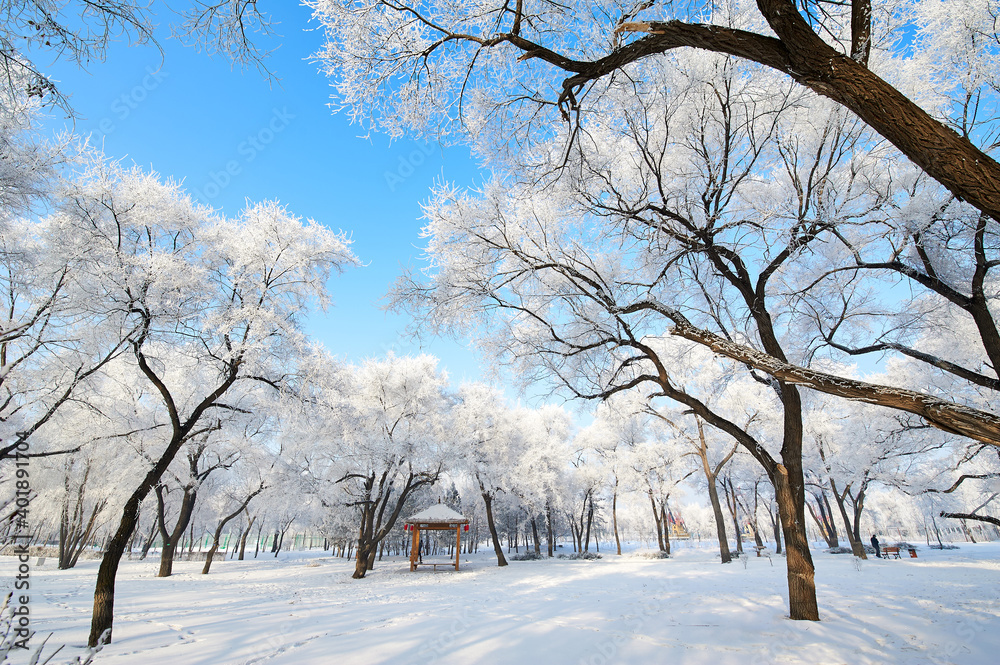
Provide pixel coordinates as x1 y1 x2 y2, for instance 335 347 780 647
510 404 573 557
312 0 1000 221
40 160 358 646
290 353 450 579
0 204 133 463
375 15 1000 617
0 0 278 110
452 382 522 566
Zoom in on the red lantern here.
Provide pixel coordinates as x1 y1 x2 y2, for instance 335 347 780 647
463 524 469 532
404 524 409 531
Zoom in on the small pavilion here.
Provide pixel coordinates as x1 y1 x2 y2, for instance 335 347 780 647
404 504 469 572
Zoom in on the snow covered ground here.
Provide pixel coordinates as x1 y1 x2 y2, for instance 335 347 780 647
4 540 998 664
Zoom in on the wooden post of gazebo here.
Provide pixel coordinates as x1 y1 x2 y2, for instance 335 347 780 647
404 504 470 572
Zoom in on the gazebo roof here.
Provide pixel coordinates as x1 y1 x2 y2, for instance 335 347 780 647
404 504 469 524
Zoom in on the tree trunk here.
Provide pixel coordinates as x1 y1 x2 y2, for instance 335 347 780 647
530 516 541 555
660 504 671 556
204 485 264 574
546 502 554 557
706 474 732 563
155 485 198 578
769 506 782 554
830 479 866 559
583 494 594 553
139 520 157 560
649 491 665 552
482 492 507 566
612 482 622 555
774 464 820 621
723 478 744 555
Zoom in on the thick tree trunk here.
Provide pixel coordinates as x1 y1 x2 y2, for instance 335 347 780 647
583 494 594 552
482 492 508 566
88 490 143 646
774 466 820 621
88 413 209 646
530 516 541 555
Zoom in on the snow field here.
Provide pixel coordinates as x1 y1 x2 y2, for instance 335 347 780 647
4 542 998 665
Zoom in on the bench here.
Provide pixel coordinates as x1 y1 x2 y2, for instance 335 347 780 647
413 562 458 571
753 545 768 557
882 546 901 559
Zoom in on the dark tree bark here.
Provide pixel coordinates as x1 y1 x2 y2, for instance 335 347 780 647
545 501 554 557
769 506 783 554
723 477 744 555
660 504 671 556
202 482 265 574
88 318 242 647
493 0 1000 223
350 467 441 578
155 484 198 578
530 516 541 555
58 463 106 570
830 478 868 559
940 511 1000 528
806 491 839 549
612 479 621 555
481 489 508 567
649 490 665 552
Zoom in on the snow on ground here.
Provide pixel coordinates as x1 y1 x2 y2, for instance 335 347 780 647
3 541 998 664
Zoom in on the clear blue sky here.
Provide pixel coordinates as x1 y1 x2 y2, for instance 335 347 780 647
38 2 498 388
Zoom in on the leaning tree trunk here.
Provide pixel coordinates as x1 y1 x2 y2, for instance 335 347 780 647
482 492 507 567
203 484 264 574
89 416 205 647
238 515 256 560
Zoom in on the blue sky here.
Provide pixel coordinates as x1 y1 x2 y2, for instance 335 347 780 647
38 2 497 388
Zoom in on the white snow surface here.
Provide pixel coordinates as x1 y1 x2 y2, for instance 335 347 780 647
405 504 469 523
5 541 999 664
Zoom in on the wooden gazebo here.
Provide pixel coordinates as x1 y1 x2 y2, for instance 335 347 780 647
404 504 469 572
